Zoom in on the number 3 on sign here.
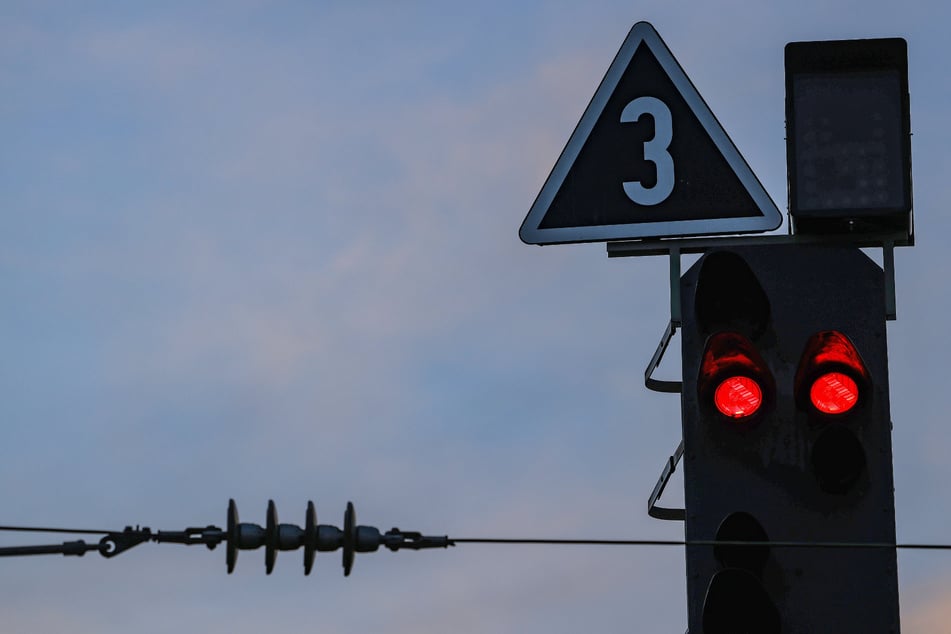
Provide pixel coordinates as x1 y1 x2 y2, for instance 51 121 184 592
621 97 674 206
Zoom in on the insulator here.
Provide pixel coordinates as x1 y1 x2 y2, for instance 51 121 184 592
303 501 317 576
223 499 451 576
226 499 239 573
342 501 355 577
265 500 278 574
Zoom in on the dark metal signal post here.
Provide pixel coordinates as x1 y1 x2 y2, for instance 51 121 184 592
678 246 899 632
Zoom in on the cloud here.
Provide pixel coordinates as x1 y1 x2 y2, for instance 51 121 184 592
2 2 951 633
903 578 951 633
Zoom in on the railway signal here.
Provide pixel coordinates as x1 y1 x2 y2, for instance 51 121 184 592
680 245 900 632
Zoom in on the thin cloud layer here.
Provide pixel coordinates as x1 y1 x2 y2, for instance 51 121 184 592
1 1 949 632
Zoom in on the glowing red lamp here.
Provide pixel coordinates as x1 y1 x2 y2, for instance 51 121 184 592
810 371 859 415
796 331 869 417
714 376 764 419
699 332 773 423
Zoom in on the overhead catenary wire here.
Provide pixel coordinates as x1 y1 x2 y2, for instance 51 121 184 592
0 525 114 535
451 537 951 551
2 526 950 551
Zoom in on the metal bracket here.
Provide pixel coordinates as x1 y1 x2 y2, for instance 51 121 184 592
884 240 897 320
643 246 684 393
645 320 682 394
607 232 905 322
99 527 153 558
648 439 685 521
668 246 682 325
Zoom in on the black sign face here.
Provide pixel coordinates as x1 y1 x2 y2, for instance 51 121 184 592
520 22 782 245
791 71 905 212
784 37 912 240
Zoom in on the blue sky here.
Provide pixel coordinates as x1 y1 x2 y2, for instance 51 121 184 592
2 1 950 631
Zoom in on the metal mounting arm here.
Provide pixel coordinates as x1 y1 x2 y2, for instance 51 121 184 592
0 524 226 560
0 539 102 558
648 440 686 521
382 528 455 551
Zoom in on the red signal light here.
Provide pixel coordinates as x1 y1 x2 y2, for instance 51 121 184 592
700 332 773 423
796 331 869 417
810 371 859 415
714 376 763 420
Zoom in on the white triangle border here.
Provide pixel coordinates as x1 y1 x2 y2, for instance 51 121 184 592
519 21 783 245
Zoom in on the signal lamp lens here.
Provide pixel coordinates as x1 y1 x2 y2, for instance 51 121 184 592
714 376 763 420
810 371 859 415
795 331 869 415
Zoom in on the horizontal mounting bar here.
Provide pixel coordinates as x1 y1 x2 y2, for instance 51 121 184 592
606 231 911 258
608 232 905 321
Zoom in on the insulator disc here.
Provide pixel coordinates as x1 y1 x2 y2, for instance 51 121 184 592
304 500 317 576
342 501 356 577
265 500 279 574
226 499 239 574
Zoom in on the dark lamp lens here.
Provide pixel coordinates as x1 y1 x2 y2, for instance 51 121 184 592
714 376 763 420
810 371 859 415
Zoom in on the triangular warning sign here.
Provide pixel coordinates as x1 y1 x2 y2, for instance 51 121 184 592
520 22 782 245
